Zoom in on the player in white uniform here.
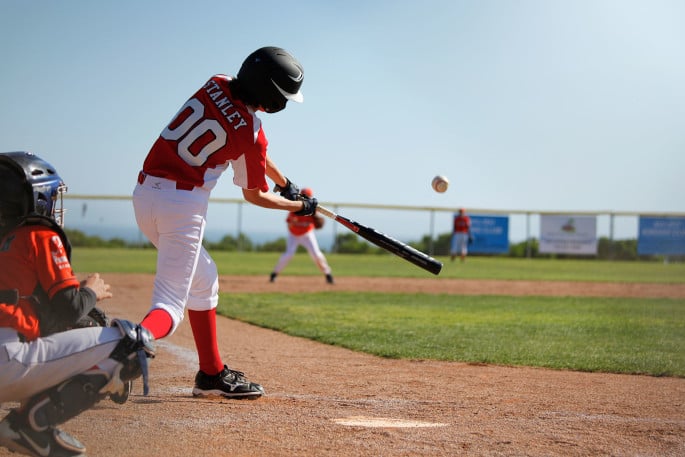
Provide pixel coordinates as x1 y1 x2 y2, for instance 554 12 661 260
133 47 317 398
0 151 155 457
270 188 334 284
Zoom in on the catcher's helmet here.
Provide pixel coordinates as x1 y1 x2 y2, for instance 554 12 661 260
301 187 313 198
236 46 304 113
0 151 67 229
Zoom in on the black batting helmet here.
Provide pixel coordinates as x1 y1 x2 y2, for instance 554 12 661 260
0 151 67 230
236 46 304 113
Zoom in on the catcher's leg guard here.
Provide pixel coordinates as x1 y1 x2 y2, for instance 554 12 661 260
16 320 156 431
21 371 111 431
100 319 156 397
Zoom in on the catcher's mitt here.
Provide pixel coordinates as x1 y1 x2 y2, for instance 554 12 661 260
313 215 325 229
73 306 111 328
38 305 111 336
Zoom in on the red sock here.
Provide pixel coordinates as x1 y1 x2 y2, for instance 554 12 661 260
188 309 224 375
140 309 173 339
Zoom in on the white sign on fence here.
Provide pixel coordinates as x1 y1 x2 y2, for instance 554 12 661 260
539 215 597 255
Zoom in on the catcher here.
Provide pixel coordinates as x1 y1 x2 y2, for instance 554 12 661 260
0 151 155 457
270 188 334 284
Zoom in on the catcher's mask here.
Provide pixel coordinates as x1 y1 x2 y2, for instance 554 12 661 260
0 151 68 228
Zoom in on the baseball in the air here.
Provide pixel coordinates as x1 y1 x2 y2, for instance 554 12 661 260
431 175 449 193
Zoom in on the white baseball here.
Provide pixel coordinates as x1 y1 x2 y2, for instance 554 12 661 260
431 175 449 193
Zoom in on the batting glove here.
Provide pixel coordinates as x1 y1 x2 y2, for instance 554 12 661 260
273 177 300 201
295 196 318 216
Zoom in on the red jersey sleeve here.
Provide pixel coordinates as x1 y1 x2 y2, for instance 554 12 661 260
32 227 80 298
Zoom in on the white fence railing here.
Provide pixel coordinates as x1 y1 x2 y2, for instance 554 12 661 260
65 195 685 254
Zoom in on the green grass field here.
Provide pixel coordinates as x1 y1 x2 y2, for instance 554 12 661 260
71 248 685 283
219 293 684 377
71 248 685 377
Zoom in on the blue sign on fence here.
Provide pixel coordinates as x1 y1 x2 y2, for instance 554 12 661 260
637 217 685 256
469 215 510 254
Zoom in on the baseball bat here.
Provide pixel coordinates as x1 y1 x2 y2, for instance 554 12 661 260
316 205 443 275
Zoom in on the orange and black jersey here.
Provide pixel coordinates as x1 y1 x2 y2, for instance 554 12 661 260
0 223 95 340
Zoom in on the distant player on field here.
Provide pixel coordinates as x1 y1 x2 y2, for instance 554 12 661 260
270 187 334 284
133 47 316 399
450 208 472 262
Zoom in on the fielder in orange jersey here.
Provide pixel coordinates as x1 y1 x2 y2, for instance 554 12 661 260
133 47 317 399
270 188 334 284
0 152 155 457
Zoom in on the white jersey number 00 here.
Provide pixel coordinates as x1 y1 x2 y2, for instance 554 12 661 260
160 98 227 167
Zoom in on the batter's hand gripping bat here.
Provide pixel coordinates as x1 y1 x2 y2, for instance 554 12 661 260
316 205 443 275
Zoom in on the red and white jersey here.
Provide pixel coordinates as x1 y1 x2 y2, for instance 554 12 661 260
286 213 315 236
142 75 270 192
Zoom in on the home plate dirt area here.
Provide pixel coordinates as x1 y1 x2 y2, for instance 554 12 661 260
1 273 683 457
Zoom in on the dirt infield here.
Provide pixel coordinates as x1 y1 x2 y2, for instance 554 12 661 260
2 274 684 457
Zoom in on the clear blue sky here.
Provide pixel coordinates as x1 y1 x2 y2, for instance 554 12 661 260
1 0 683 243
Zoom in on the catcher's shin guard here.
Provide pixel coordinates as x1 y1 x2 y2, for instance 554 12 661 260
20 371 111 431
101 319 156 396
11 321 156 432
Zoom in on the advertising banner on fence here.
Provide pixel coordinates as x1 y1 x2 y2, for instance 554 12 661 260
539 215 597 255
637 217 685 255
469 215 509 254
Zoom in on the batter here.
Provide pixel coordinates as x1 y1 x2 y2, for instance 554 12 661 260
133 46 317 398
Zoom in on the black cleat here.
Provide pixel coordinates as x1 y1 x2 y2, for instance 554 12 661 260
0 410 85 457
192 365 264 399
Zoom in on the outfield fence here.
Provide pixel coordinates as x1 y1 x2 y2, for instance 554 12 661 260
64 194 685 257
